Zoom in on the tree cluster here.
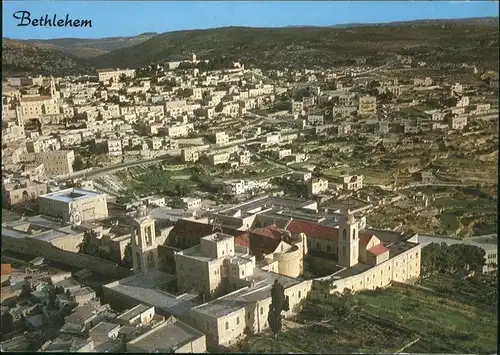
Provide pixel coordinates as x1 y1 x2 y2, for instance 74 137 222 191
78 230 111 260
421 242 487 276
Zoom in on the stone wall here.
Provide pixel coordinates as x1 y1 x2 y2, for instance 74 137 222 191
2 235 131 279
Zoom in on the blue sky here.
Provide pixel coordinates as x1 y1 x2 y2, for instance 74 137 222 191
3 1 499 40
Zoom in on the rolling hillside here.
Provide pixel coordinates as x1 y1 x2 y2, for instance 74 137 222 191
2 18 498 76
22 32 158 59
90 19 499 70
2 39 91 77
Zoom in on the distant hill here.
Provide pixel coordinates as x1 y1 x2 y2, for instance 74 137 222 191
21 32 159 59
2 17 498 76
328 17 499 28
90 19 499 70
2 39 91 77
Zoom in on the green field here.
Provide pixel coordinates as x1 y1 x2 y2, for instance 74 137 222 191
236 275 497 354
433 187 497 236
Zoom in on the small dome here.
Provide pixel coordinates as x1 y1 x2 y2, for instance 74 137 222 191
347 213 355 223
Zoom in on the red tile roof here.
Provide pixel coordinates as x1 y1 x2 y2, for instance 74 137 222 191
359 234 375 248
286 220 377 248
286 220 339 241
367 244 389 256
252 225 284 239
234 232 282 257
1 264 12 276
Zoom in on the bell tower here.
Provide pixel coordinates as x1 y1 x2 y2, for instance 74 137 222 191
130 205 158 274
50 76 60 99
338 212 359 268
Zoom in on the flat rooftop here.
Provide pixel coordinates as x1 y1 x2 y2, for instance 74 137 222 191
117 304 153 322
193 268 303 318
180 243 249 263
366 228 408 244
40 188 103 203
332 263 372 279
129 321 203 352
90 321 119 334
217 195 317 218
387 240 419 258
104 271 196 317
2 216 82 241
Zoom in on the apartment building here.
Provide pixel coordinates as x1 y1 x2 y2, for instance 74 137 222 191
358 95 377 116
2 181 48 206
291 101 304 114
214 132 230 145
39 188 109 223
307 178 329 195
210 152 231 166
338 175 364 191
456 96 470 108
19 96 60 120
41 150 75 177
181 148 199 163
449 115 468 130
224 180 246 196
413 77 433 87
97 69 136 83
338 94 356 107
182 197 202 210
107 140 123 157
307 114 324 126
167 124 190 138
451 83 463 96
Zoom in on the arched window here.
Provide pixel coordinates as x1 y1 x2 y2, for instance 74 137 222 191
327 245 332 253
352 228 356 240
260 307 263 315
343 229 347 240
225 321 229 330
135 228 140 245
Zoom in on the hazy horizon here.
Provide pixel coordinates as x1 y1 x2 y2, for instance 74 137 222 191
3 1 499 40
4 15 499 42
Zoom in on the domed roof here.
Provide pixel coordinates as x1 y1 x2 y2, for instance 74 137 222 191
347 213 355 223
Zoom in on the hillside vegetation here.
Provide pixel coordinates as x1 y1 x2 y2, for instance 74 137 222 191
2 39 90 77
2 18 498 76
91 20 499 69
22 32 158 59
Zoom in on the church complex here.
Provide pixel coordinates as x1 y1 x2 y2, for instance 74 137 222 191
103 195 421 348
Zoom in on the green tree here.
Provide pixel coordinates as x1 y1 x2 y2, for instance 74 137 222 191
122 243 133 268
20 281 32 298
72 155 85 171
267 280 290 337
1 311 13 335
78 230 99 255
